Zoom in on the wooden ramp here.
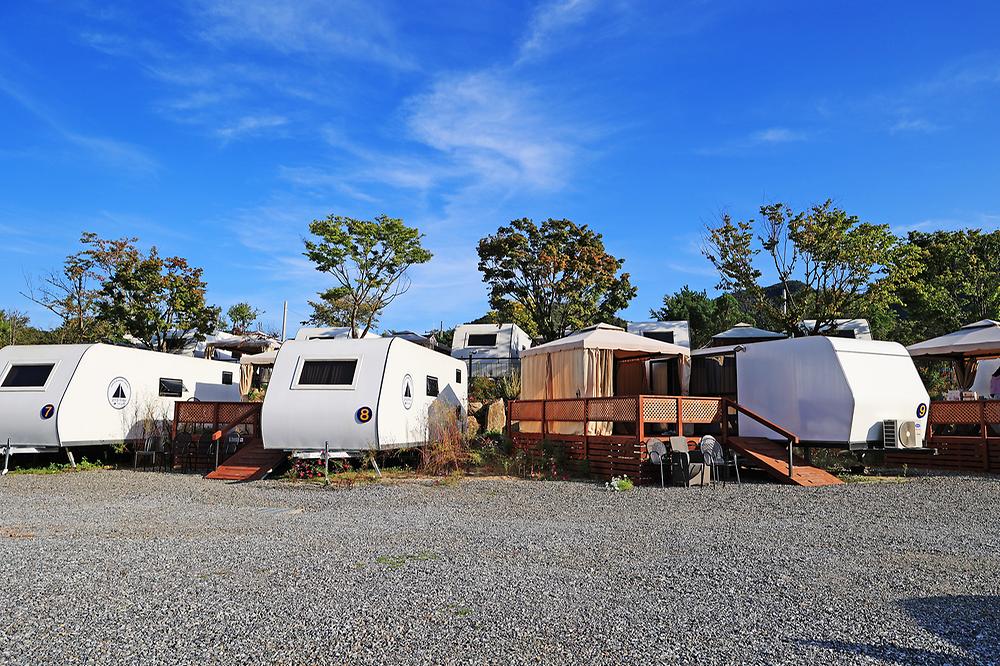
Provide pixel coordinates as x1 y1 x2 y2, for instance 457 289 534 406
727 437 843 487
205 439 287 482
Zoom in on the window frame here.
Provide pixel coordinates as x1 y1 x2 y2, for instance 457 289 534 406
456 368 462 384
291 356 361 390
222 371 234 386
466 333 498 347
0 361 59 392
642 331 676 344
158 377 185 398
426 375 439 397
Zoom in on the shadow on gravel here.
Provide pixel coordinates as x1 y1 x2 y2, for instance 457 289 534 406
801 595 998 664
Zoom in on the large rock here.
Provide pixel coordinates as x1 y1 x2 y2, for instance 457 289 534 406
465 416 480 438
483 400 506 433
469 400 484 416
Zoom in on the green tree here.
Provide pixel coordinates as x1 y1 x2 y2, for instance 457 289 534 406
650 286 748 348
477 218 636 342
704 201 920 337
226 302 261 335
890 229 1000 344
84 233 218 352
22 242 108 343
304 214 432 337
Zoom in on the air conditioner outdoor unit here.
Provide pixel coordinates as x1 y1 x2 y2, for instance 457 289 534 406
883 419 924 449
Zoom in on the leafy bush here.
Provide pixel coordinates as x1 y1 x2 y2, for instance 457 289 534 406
605 475 634 492
420 407 470 475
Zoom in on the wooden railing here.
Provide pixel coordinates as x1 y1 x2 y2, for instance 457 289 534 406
508 395 801 482
172 401 262 469
887 400 1000 473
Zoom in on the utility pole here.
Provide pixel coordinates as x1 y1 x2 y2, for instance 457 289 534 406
281 300 288 341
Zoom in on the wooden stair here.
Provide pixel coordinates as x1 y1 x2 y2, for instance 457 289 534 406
727 437 843 487
205 439 287 482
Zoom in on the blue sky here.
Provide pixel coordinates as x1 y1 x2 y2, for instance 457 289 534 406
1 1 999 335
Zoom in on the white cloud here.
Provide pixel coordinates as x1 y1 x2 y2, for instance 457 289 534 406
193 0 413 69
216 114 288 140
750 127 807 144
518 0 602 63
890 117 939 134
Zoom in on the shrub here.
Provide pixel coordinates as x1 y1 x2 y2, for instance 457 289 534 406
420 407 470 475
605 475 634 492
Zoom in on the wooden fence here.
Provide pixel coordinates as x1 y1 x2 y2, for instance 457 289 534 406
172 401 262 440
885 400 1000 473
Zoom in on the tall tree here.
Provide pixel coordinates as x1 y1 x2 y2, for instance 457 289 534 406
704 201 919 337
226 302 261 335
85 233 218 351
303 214 432 337
651 286 748 348
22 240 106 343
477 218 636 342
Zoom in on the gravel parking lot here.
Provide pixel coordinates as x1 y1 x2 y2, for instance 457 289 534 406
0 471 997 665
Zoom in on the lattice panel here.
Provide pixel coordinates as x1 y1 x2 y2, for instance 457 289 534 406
545 400 585 422
510 401 542 421
176 402 215 423
218 403 261 425
681 398 724 424
931 401 983 424
985 401 1000 425
587 397 638 422
642 398 677 423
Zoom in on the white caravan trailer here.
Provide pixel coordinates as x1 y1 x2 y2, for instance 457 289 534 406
451 323 532 378
0 344 240 467
261 337 467 453
294 327 381 341
626 321 691 349
692 336 929 449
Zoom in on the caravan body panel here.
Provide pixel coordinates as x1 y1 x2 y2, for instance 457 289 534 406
735 337 929 446
626 321 691 349
261 337 467 452
450 323 532 360
0 344 240 448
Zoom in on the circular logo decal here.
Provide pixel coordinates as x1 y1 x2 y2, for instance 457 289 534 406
916 403 927 418
40 404 55 420
107 377 132 410
402 374 413 410
356 406 373 423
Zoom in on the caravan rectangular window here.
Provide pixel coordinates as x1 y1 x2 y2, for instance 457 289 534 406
222 371 233 385
643 331 675 344
159 378 185 397
426 376 439 397
467 333 497 347
2 364 54 388
456 368 462 384
298 360 357 386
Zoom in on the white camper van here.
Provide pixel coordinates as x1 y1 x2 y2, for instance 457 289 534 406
0 344 240 462
294 327 382 341
451 323 531 378
626 321 691 349
261 337 467 453
692 337 929 449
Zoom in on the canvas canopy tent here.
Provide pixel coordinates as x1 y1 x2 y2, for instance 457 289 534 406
907 319 1000 390
709 323 786 347
239 350 279 396
520 324 690 434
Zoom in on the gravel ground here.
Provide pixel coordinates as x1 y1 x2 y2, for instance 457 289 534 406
0 471 998 666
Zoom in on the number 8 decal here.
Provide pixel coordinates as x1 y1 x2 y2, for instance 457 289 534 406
356 406 373 423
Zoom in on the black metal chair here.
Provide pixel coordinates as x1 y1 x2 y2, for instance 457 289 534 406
134 435 158 470
172 432 193 472
670 436 708 487
699 435 740 487
645 438 670 488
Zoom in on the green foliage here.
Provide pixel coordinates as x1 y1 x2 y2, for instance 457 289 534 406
226 302 261 334
477 218 637 341
889 229 1000 345
469 376 501 402
304 214 432 337
0 310 55 347
704 201 920 338
651 286 749 348
605 475 634 492
9 457 108 475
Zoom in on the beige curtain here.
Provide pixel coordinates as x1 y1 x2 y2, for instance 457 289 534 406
954 358 979 390
239 364 254 398
585 349 615 435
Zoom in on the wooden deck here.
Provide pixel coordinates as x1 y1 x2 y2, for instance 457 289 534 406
727 437 842 487
205 438 287 481
509 395 833 487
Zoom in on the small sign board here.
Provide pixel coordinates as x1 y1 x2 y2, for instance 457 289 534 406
107 377 132 410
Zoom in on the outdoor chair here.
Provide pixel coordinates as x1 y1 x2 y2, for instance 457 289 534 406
154 437 173 472
133 436 158 470
699 435 740 487
172 432 193 472
645 438 670 488
669 436 708 487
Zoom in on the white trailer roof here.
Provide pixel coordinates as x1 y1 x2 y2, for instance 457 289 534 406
523 323 689 358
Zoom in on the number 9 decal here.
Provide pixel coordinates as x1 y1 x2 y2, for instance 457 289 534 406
356 406 373 423
916 403 927 419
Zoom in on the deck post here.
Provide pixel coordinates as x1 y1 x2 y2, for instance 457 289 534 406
583 398 589 461
787 441 794 479
676 396 684 438
721 399 729 443
636 396 644 441
981 402 989 469
541 400 547 441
